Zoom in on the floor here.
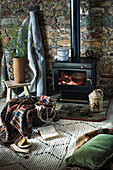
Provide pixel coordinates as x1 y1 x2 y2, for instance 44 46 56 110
0 97 113 170
0 97 113 124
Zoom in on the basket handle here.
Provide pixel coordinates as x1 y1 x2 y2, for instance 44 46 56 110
96 89 103 96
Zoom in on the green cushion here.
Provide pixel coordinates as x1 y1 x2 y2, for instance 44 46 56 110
66 134 113 169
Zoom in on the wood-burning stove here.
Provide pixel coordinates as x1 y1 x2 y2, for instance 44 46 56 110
52 0 97 103
52 58 96 103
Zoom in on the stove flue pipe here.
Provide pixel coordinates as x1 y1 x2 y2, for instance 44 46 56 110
70 0 80 62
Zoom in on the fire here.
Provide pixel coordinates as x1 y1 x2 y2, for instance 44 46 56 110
58 80 83 85
58 73 86 86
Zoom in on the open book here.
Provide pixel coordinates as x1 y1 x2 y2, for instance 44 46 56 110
38 125 59 140
10 144 30 153
10 137 31 153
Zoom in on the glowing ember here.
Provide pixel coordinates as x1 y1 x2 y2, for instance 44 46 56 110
58 80 84 85
58 73 86 86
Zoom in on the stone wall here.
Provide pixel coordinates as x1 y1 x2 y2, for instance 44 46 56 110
0 0 113 97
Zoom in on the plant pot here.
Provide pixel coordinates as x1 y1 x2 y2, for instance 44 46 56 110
13 57 25 83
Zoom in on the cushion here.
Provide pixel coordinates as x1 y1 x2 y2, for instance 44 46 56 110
65 134 113 169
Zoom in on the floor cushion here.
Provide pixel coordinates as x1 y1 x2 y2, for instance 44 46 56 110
66 134 113 169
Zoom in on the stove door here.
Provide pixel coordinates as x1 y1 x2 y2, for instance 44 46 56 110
53 68 93 92
58 70 86 86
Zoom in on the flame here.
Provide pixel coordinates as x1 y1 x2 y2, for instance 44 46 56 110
64 75 68 78
58 80 84 85
58 74 86 86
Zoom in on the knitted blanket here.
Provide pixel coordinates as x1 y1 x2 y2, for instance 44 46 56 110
0 96 56 145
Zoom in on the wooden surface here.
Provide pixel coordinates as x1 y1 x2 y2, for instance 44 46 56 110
4 80 31 88
4 80 31 102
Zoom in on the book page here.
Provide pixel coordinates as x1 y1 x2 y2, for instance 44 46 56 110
10 144 30 153
38 125 59 140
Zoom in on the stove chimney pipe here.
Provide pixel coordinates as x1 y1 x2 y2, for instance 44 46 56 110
70 0 80 62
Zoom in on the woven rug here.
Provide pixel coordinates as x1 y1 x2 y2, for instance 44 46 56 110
56 99 110 122
0 119 112 170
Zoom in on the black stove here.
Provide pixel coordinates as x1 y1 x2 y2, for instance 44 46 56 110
52 57 96 103
52 0 97 103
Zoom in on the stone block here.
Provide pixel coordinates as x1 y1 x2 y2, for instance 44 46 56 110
2 9 11 16
90 8 104 16
44 0 53 4
91 41 102 48
90 32 101 39
46 11 54 16
54 1 63 10
44 25 53 31
60 18 70 25
22 2 30 7
109 7 113 15
18 15 27 24
57 39 71 46
44 17 57 25
0 18 18 26
9 2 20 9
103 16 113 27
109 40 113 47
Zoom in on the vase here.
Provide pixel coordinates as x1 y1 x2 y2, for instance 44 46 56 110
13 57 25 83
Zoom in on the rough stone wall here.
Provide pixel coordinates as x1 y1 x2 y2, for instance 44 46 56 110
80 0 113 98
0 0 113 97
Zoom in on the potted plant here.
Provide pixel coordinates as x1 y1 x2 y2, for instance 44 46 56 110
0 24 29 83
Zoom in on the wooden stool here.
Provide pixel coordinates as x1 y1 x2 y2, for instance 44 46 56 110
4 80 31 102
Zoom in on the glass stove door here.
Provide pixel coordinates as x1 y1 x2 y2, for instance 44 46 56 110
58 70 86 86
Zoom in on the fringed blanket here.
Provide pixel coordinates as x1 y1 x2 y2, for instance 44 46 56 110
0 96 56 145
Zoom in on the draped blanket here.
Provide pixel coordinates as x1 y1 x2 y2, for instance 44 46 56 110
0 96 56 145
